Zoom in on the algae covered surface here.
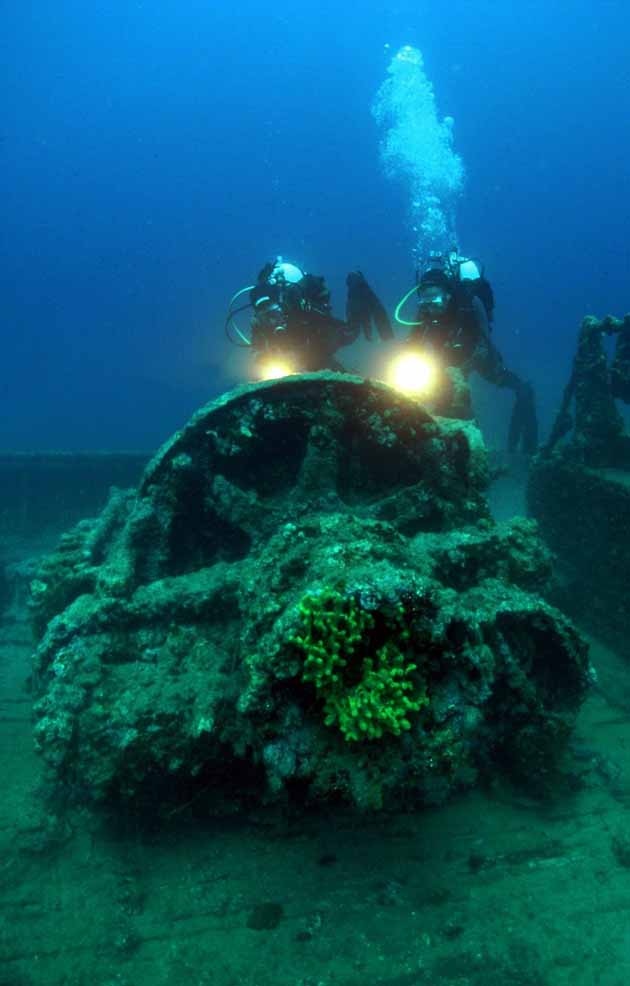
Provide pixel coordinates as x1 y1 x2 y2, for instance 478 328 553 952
1 374 628 986
29 375 588 813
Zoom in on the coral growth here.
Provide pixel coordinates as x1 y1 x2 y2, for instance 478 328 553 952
30 374 590 813
294 588 428 741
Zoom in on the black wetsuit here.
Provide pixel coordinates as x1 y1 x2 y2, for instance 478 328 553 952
250 269 390 372
411 293 537 453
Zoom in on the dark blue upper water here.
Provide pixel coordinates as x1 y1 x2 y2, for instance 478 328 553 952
3 1 629 449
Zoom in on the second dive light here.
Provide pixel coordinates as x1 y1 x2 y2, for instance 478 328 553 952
386 350 438 397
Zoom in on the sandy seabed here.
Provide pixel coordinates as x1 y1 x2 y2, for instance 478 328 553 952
2 472 630 986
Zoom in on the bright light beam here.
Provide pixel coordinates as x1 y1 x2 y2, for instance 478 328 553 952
257 358 296 381
386 351 437 396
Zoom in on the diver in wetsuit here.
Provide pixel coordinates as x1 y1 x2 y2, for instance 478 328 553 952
246 259 393 372
409 251 538 453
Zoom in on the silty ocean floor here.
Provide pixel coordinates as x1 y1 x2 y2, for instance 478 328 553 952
1 462 630 986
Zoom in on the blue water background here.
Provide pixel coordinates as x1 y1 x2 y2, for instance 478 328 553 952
2 1 629 450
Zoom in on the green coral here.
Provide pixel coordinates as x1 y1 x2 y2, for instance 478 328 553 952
292 588 428 741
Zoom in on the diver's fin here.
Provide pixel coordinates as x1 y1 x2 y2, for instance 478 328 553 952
346 271 373 339
367 288 394 341
346 271 394 342
508 382 538 454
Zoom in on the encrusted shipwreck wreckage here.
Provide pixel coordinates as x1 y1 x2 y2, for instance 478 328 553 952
31 373 589 813
530 315 630 648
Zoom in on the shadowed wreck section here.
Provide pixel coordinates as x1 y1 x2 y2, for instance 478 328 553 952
29 373 590 814
530 314 630 650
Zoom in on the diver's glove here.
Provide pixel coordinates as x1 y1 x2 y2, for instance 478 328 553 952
508 381 539 455
346 271 394 342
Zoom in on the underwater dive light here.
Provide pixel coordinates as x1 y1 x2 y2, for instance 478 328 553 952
256 357 297 381
386 351 437 397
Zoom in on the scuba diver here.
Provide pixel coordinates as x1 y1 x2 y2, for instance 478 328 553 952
396 250 538 453
226 258 393 376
